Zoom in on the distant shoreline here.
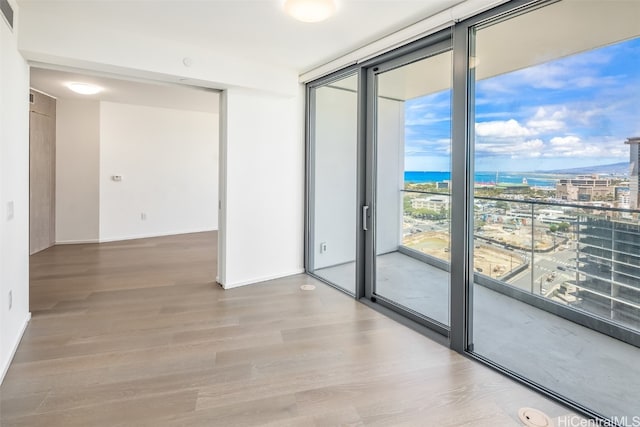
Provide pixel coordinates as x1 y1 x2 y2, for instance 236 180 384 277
404 171 628 187
405 171 561 187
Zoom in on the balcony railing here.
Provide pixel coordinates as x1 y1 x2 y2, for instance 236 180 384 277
401 189 640 342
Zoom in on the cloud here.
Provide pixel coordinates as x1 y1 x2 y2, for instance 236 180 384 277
542 135 628 158
550 135 581 146
475 119 535 138
506 52 618 91
406 37 640 172
475 111 513 120
406 138 451 156
515 63 568 90
405 113 451 126
526 107 567 132
476 138 544 158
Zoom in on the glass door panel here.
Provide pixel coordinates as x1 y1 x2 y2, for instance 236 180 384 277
470 0 640 420
372 48 453 327
308 74 359 294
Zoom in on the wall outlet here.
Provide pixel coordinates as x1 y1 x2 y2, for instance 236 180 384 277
140 212 147 220
320 242 327 253
8 290 12 310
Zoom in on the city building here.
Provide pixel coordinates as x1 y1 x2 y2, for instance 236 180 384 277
411 196 450 211
577 217 640 326
616 186 631 208
436 180 450 190
555 175 616 202
625 137 640 209
495 182 530 194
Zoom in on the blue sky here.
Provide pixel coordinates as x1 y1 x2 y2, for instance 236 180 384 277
404 37 640 172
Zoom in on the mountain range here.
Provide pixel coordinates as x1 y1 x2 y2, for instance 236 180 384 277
539 162 629 176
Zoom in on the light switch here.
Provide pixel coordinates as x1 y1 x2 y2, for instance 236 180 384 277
6 201 14 221
112 175 122 182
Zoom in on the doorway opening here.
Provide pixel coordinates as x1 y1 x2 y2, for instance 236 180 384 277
28 66 221 313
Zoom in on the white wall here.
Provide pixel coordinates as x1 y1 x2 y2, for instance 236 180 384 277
1 1 31 383
376 98 405 254
99 102 218 241
313 86 358 269
218 88 304 288
55 100 218 243
308 88 405 268
56 98 100 243
17 0 305 292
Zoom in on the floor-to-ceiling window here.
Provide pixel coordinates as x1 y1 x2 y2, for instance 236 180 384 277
306 0 639 422
469 0 640 419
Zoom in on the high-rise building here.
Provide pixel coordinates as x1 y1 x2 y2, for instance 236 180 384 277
577 216 640 328
625 137 640 209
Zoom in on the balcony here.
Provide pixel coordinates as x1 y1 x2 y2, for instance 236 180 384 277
399 190 640 418
403 190 640 330
312 190 640 420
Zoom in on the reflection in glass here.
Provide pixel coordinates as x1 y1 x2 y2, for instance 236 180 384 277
309 74 359 294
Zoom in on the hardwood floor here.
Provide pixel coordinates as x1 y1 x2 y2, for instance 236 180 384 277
1 232 576 426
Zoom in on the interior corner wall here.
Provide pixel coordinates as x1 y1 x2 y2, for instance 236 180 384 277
376 97 405 254
55 98 100 244
218 88 304 288
1 2 31 384
99 102 219 242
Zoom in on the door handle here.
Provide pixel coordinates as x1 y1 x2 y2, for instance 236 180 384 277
362 205 369 231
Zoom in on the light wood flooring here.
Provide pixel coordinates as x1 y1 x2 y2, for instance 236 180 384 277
318 252 639 419
1 232 577 426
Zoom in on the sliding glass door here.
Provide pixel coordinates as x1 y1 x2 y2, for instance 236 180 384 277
367 41 453 330
306 0 640 421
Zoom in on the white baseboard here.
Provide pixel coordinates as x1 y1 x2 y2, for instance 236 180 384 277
55 239 99 245
221 268 305 289
98 229 218 243
52 230 218 245
0 312 31 385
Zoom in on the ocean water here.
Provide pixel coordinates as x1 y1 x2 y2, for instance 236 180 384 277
405 171 561 187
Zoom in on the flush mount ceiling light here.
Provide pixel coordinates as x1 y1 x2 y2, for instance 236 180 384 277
283 0 337 23
67 82 102 95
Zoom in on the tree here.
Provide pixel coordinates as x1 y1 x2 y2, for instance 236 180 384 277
495 201 509 210
549 224 558 233
557 222 571 233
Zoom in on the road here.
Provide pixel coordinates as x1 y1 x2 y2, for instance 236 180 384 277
508 245 577 295
407 216 580 298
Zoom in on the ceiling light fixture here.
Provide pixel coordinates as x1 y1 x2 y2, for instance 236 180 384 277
283 0 337 23
67 82 102 95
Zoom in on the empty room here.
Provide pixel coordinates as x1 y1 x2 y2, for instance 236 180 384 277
1 0 638 426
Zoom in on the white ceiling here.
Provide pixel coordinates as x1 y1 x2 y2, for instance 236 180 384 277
30 68 220 113
26 0 640 109
17 0 462 72
21 0 463 108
